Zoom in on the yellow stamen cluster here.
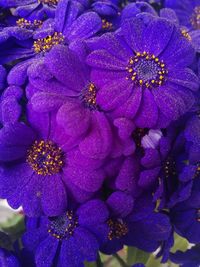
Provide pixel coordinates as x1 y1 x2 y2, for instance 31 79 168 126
194 162 200 179
16 18 42 29
191 6 200 29
33 32 65 53
27 140 64 176
126 51 168 88
82 83 98 110
107 219 128 240
181 29 192 41
38 0 59 5
48 211 78 240
102 19 113 30
132 128 149 148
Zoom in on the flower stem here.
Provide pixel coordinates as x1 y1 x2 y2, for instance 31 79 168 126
114 253 128 267
96 254 103 267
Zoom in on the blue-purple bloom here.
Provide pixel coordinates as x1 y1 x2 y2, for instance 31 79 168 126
23 200 109 267
87 15 199 128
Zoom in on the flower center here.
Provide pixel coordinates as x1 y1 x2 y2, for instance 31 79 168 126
80 83 98 110
181 29 192 41
126 52 167 88
191 6 200 29
16 18 42 30
27 140 64 176
194 162 200 178
107 219 128 240
102 19 113 30
132 128 149 149
39 0 59 5
33 32 65 53
163 158 177 180
48 211 78 240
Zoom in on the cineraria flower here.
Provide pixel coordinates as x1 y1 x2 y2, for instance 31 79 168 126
101 193 171 254
0 0 59 20
87 15 199 128
29 45 135 159
130 115 200 210
170 244 200 267
6 0 102 85
0 104 106 216
170 179 200 244
23 200 109 267
33 0 101 57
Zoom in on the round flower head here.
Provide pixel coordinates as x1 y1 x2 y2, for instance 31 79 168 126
22 200 109 267
33 0 102 58
29 45 135 159
170 179 200 244
87 15 199 128
0 105 106 216
100 193 171 254
6 0 102 86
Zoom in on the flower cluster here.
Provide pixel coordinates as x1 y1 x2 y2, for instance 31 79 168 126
0 0 200 266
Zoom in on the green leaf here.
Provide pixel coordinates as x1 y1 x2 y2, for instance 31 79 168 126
127 246 150 265
85 262 96 267
170 233 188 253
0 213 25 242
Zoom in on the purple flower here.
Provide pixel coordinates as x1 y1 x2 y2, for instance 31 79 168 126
22 200 109 267
6 0 102 85
170 245 200 267
101 193 171 254
0 105 106 216
170 179 200 244
28 45 135 159
87 15 199 128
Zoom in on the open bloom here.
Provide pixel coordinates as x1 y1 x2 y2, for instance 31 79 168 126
101 192 171 254
0 105 106 216
23 200 109 267
87 15 199 128
29 45 113 160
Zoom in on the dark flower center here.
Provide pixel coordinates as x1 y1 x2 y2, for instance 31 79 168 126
102 19 113 30
27 140 64 176
181 29 192 41
194 162 200 179
164 158 177 179
39 0 59 5
80 82 99 110
107 219 128 240
48 211 78 240
132 128 149 149
16 18 42 30
191 6 200 29
33 32 65 53
126 52 167 88
196 209 200 222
